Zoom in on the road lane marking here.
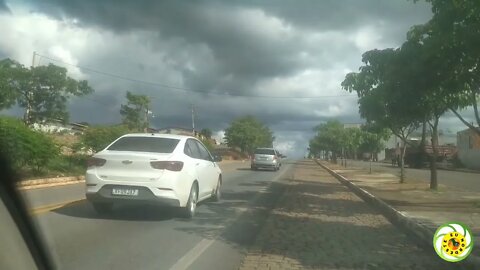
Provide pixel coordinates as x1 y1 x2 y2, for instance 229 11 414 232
168 238 215 270
168 164 293 270
30 199 86 215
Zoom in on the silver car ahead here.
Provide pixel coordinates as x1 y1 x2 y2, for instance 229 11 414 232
251 148 281 171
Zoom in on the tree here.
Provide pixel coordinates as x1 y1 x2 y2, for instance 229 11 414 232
200 128 212 139
345 128 364 160
120 91 151 131
0 58 94 125
411 0 480 135
79 125 130 152
224 116 274 154
360 122 390 162
342 49 422 182
310 120 345 164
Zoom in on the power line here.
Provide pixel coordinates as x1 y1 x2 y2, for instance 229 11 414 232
36 53 357 100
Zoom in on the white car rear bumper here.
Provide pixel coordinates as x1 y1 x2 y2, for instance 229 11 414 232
85 172 190 207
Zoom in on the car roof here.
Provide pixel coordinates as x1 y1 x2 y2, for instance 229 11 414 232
121 133 195 140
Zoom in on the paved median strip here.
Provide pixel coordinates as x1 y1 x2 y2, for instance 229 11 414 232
315 159 480 268
30 199 86 215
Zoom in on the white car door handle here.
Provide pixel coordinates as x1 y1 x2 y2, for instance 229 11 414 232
196 163 200 166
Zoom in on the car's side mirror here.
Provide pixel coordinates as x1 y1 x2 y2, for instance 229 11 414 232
213 155 222 162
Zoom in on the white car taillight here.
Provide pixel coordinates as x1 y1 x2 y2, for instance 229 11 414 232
87 157 106 167
150 161 184 171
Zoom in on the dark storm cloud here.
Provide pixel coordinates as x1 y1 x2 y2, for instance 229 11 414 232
9 0 433 156
0 0 9 12
28 0 307 94
26 0 432 95
233 0 432 32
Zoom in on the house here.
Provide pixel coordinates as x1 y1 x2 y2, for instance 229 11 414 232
457 128 480 170
32 119 88 135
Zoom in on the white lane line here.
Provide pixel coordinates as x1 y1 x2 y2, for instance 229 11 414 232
168 238 215 270
168 164 293 270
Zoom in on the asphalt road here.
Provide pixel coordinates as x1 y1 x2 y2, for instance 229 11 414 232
21 161 294 270
17 160 463 269
346 160 480 192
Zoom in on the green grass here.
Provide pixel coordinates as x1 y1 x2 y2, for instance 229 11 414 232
17 154 88 180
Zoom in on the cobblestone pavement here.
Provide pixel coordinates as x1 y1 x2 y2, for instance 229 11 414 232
239 160 457 270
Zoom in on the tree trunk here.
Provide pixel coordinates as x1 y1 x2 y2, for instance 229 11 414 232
429 118 439 190
400 143 407 183
369 153 372 174
416 120 428 168
23 91 33 126
332 152 337 164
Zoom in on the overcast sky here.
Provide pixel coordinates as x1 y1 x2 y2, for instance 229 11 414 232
0 0 474 158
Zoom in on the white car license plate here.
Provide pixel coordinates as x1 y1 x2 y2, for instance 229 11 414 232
112 188 139 196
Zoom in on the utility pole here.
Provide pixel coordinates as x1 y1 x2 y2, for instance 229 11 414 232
144 97 153 132
191 104 195 136
144 105 149 132
32 51 36 67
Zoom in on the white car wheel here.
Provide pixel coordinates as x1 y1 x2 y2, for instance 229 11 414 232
212 178 221 202
181 184 198 219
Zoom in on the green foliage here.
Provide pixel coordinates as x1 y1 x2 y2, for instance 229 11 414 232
309 121 389 162
0 58 94 125
224 116 274 154
342 48 423 141
0 117 59 172
199 137 214 152
120 91 151 131
80 125 130 152
46 154 88 176
311 120 345 155
409 0 480 134
200 128 212 139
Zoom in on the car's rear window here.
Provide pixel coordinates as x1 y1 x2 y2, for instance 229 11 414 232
254 149 275 155
107 137 180 153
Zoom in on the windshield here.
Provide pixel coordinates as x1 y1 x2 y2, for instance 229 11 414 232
107 137 179 153
254 149 275 155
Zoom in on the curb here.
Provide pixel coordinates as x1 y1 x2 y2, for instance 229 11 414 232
17 176 85 190
315 160 480 268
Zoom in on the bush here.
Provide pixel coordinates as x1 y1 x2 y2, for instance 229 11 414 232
80 125 130 152
47 154 88 176
0 117 59 172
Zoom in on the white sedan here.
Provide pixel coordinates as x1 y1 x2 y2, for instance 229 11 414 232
85 133 222 218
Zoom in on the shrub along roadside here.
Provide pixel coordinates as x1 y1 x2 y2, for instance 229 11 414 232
0 117 59 173
0 116 91 180
78 125 130 153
